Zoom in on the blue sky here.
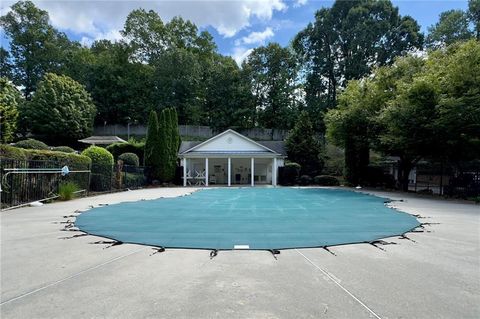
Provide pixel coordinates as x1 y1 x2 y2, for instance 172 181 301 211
0 0 470 63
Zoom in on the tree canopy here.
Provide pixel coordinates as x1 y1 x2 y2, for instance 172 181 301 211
0 1 76 98
293 0 424 132
23 73 96 144
286 111 323 176
0 77 21 143
326 40 480 189
426 10 473 48
243 43 299 130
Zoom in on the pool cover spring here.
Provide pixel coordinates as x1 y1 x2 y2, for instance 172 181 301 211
75 188 420 250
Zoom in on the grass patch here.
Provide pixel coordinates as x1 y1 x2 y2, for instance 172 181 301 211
58 182 80 201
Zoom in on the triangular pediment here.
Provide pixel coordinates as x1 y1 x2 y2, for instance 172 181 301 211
181 130 277 154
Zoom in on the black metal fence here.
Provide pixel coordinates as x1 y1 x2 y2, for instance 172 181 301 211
0 158 90 209
1 158 149 209
89 163 147 192
380 160 480 198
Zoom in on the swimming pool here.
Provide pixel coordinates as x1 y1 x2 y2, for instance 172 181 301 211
75 188 420 250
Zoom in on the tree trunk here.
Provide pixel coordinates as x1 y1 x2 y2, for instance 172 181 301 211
398 159 413 192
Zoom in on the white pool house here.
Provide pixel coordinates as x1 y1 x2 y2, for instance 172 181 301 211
178 129 286 187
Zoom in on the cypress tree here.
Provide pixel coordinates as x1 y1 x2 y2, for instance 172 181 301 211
157 109 169 182
165 108 175 181
171 107 181 155
145 110 161 181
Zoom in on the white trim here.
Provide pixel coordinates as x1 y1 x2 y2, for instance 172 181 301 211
180 153 284 159
183 158 187 186
227 157 231 187
273 157 277 186
251 157 255 187
205 158 209 187
179 129 280 155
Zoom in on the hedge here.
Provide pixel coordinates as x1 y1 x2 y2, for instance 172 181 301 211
26 149 91 169
118 152 140 167
279 162 301 186
106 142 145 164
313 175 340 186
0 145 89 168
298 175 312 186
15 138 49 150
0 144 27 161
81 146 114 191
51 146 75 153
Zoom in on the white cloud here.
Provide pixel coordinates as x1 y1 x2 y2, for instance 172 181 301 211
235 27 274 46
1 0 288 42
293 0 308 8
80 29 123 47
232 46 253 65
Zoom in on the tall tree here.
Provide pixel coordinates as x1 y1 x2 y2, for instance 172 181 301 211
425 40 480 162
22 73 96 144
122 9 215 63
293 0 423 132
157 109 171 182
168 108 180 169
0 77 21 143
468 0 480 39
327 41 480 190
165 108 176 181
243 43 299 130
286 111 323 176
144 110 161 180
326 56 425 185
375 80 440 190
426 10 473 48
204 55 255 131
0 1 75 98
154 48 202 124
0 48 14 79
83 40 155 125
170 107 181 154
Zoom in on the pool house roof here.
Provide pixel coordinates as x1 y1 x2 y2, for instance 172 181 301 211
178 129 286 157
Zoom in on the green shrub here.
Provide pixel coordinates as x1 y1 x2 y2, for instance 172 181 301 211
26 149 91 169
15 138 49 150
313 175 340 186
279 162 301 185
118 152 140 166
0 144 27 160
51 146 75 153
58 182 79 200
106 142 145 164
124 172 146 188
81 146 114 191
299 175 312 186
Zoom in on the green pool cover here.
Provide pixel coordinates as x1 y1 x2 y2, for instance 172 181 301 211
75 188 420 250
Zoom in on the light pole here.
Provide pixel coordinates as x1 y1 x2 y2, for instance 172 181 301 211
126 117 131 141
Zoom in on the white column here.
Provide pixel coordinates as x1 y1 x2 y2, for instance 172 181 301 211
227 157 231 187
251 157 255 187
183 158 187 186
273 158 277 186
205 158 209 187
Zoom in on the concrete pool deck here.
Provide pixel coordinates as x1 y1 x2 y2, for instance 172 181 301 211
1 187 479 318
